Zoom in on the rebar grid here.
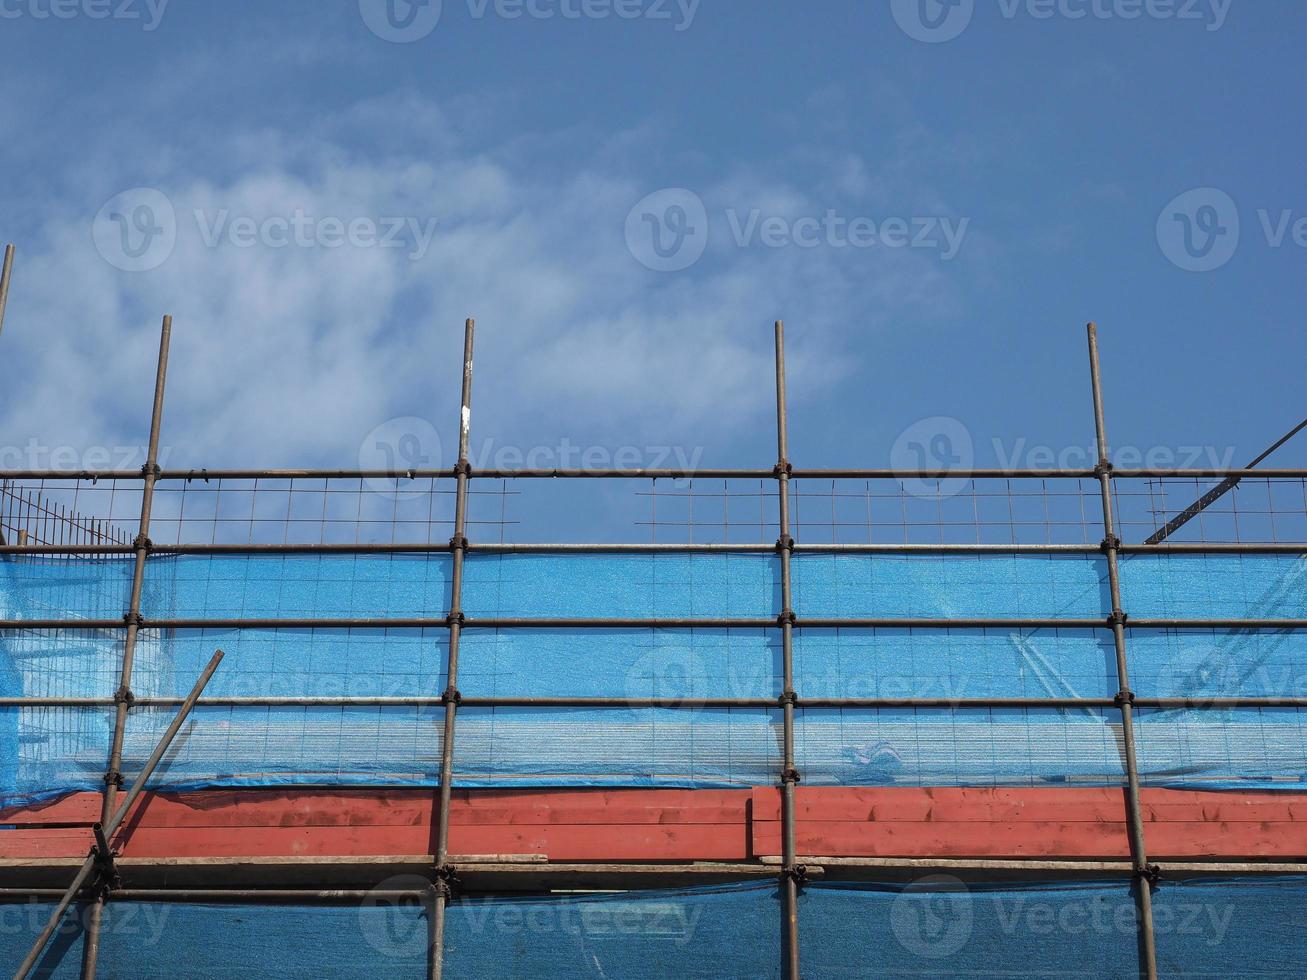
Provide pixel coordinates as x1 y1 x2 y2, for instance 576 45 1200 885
3 320 1307 979
1 477 516 548
0 481 132 550
637 476 1307 547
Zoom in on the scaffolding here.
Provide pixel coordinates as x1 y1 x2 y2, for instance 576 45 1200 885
2 245 1307 977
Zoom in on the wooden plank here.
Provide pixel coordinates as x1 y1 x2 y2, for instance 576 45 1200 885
751 787 1307 859
7 786 1307 864
0 830 94 859
753 822 1133 859
4 788 747 829
0 792 101 826
751 787 1307 824
105 823 746 860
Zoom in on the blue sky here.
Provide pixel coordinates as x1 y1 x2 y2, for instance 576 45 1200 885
0 1 1302 531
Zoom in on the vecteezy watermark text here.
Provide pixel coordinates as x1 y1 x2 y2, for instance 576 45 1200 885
360 414 706 498
0 0 169 30
888 874 1235 960
0 440 165 472
92 188 440 272
625 188 969 272
725 209 969 259
889 415 1238 498
358 0 697 43
194 210 438 258
0 901 170 943
892 0 1232 43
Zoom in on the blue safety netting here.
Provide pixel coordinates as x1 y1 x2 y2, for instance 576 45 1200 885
2 877 1301 977
3 553 1307 804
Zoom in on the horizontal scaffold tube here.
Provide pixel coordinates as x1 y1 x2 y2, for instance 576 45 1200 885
3 466 1307 482
4 616 1307 631
6 695 1307 709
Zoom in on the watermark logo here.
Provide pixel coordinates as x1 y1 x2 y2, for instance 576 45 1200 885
890 874 974 959
1159 187 1307 272
625 190 969 272
1156 643 1238 711
361 0 696 38
359 875 434 958
92 188 441 270
891 0 974 43
359 417 444 498
1157 187 1240 272
92 187 177 272
359 0 443 42
623 645 710 714
625 187 709 272
893 0 1232 42
890 416 974 499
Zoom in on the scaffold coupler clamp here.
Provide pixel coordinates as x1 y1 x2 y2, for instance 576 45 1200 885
448 535 469 552
781 766 802 785
1107 609 1128 629
453 459 473 479
446 610 466 628
112 685 134 706
776 534 795 552
777 609 797 628
777 692 799 709
783 863 809 887
90 823 122 894
102 769 124 789
140 461 162 480
442 686 462 706
1114 689 1136 708
132 533 153 552
1094 460 1113 478
435 863 461 899
1099 534 1121 553
123 612 146 629
773 459 792 479
1140 863 1161 886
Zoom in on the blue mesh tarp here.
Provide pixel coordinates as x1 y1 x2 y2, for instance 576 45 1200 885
802 876 1305 977
802 879 1140 977
2 878 1301 977
1152 876 1307 977
4 553 1307 803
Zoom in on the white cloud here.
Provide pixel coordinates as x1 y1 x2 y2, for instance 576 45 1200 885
0 89 977 478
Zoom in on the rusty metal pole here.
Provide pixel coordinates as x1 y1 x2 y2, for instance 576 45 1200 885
81 314 173 979
773 321 801 979
1086 323 1159 980
430 317 475 980
0 244 15 341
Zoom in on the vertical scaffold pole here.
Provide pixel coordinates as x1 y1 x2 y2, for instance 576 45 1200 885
82 314 173 980
1086 322 1159 980
430 317 475 980
0 244 15 341
773 320 802 979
